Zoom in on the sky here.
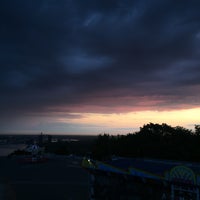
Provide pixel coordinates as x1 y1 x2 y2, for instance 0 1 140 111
1 0 200 135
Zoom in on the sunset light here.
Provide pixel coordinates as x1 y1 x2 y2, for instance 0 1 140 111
53 108 200 134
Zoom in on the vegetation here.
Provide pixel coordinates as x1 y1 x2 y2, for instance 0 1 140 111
44 136 96 156
10 124 199 162
45 141 69 155
9 149 31 156
92 123 200 162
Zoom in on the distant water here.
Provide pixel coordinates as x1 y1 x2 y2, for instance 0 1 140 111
0 144 26 156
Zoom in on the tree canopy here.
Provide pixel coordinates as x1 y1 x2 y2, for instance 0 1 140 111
92 123 200 162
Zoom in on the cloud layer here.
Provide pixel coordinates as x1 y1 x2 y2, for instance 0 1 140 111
1 0 200 131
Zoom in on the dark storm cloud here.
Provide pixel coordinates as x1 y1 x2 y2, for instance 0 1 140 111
1 0 200 119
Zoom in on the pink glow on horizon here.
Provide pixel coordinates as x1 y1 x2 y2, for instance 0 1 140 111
53 107 200 134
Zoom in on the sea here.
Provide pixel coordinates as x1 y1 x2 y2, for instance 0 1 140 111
0 144 26 156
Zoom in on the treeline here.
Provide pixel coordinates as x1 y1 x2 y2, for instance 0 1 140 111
92 123 200 162
44 136 96 156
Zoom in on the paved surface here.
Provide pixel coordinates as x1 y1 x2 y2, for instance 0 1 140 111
0 182 5 200
0 156 90 200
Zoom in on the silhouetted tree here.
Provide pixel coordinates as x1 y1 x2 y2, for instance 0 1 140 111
195 125 200 136
92 123 200 162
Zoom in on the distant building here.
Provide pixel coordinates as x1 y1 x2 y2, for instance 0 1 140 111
82 157 200 200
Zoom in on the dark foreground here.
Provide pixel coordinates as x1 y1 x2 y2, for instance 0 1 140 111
0 156 89 200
